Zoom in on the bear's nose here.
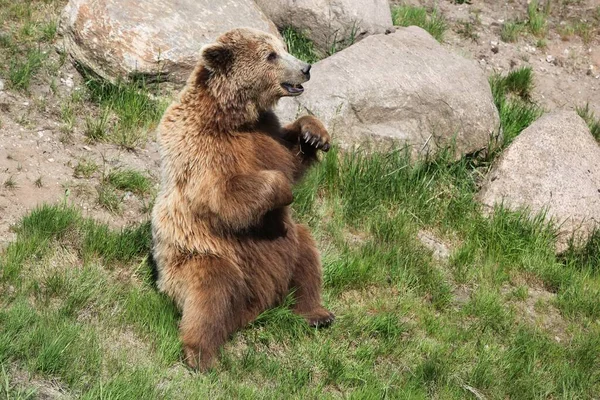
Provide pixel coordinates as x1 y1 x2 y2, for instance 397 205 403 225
301 64 311 76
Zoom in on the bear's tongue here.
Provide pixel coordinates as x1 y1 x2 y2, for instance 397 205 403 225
282 83 304 94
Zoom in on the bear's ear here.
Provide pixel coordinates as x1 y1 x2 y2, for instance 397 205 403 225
201 42 233 72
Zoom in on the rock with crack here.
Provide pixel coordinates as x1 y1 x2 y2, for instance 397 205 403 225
58 0 279 84
276 27 500 158
254 0 393 54
478 110 600 253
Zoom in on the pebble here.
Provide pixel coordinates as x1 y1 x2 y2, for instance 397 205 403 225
0 79 4 91
61 74 74 88
546 55 556 64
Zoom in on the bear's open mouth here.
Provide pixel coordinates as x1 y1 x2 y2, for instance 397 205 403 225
281 83 304 95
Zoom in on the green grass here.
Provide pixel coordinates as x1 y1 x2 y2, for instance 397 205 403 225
281 27 321 64
106 169 153 196
97 184 123 214
2 134 600 397
83 74 166 150
391 5 446 42
489 67 543 146
500 21 524 43
576 103 600 141
8 48 46 91
527 0 548 37
0 0 63 92
73 159 99 179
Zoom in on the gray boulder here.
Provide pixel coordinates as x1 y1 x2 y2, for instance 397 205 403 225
276 27 500 158
58 0 280 84
478 111 600 252
254 0 393 54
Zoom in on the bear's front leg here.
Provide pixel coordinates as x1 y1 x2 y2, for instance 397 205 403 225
282 115 331 180
202 170 293 232
283 115 331 153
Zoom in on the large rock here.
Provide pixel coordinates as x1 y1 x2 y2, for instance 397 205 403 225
254 0 393 53
276 27 500 158
58 0 279 84
478 111 600 252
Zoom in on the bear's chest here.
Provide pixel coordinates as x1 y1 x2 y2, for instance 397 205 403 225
236 132 296 178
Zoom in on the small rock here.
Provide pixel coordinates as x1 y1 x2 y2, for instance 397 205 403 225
48 158 54 163
418 231 451 261
491 45 499 54
61 75 74 88
83 145 92 151
587 65 596 76
524 44 536 53
38 131 44 138
546 54 556 64
0 79 4 91
490 40 498 47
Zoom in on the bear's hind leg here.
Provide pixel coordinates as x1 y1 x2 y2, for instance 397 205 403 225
179 256 249 371
290 225 335 327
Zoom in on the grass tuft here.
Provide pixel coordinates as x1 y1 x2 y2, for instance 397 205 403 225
281 27 321 64
576 103 600 141
106 169 152 196
392 5 446 42
527 0 548 37
489 67 543 146
8 48 45 91
501 21 524 43
83 74 166 149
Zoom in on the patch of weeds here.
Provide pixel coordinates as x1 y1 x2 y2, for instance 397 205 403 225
465 289 513 333
1 365 37 400
536 38 547 48
558 24 576 41
391 5 446 42
281 27 320 64
3 176 17 190
39 20 57 43
326 23 358 57
574 22 594 44
561 230 600 274
97 184 123 214
84 109 111 142
457 20 479 42
527 0 548 38
500 21 524 43
73 159 99 179
83 74 165 149
489 67 543 146
576 103 600 141
106 169 152 196
8 47 45 91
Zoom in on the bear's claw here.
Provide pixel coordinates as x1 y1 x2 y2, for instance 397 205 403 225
306 310 336 328
302 131 330 152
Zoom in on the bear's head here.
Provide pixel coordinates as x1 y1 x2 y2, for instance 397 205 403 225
193 28 311 117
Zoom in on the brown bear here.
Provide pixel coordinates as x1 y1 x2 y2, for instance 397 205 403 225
151 27 334 371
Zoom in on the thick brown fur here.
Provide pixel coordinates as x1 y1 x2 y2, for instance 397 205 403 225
151 28 334 371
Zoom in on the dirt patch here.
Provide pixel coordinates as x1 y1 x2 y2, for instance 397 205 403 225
502 284 569 342
4 362 73 399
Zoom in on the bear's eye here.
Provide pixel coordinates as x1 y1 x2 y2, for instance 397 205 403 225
267 52 278 62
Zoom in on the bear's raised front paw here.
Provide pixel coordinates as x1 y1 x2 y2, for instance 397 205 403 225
298 117 330 152
305 308 336 328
